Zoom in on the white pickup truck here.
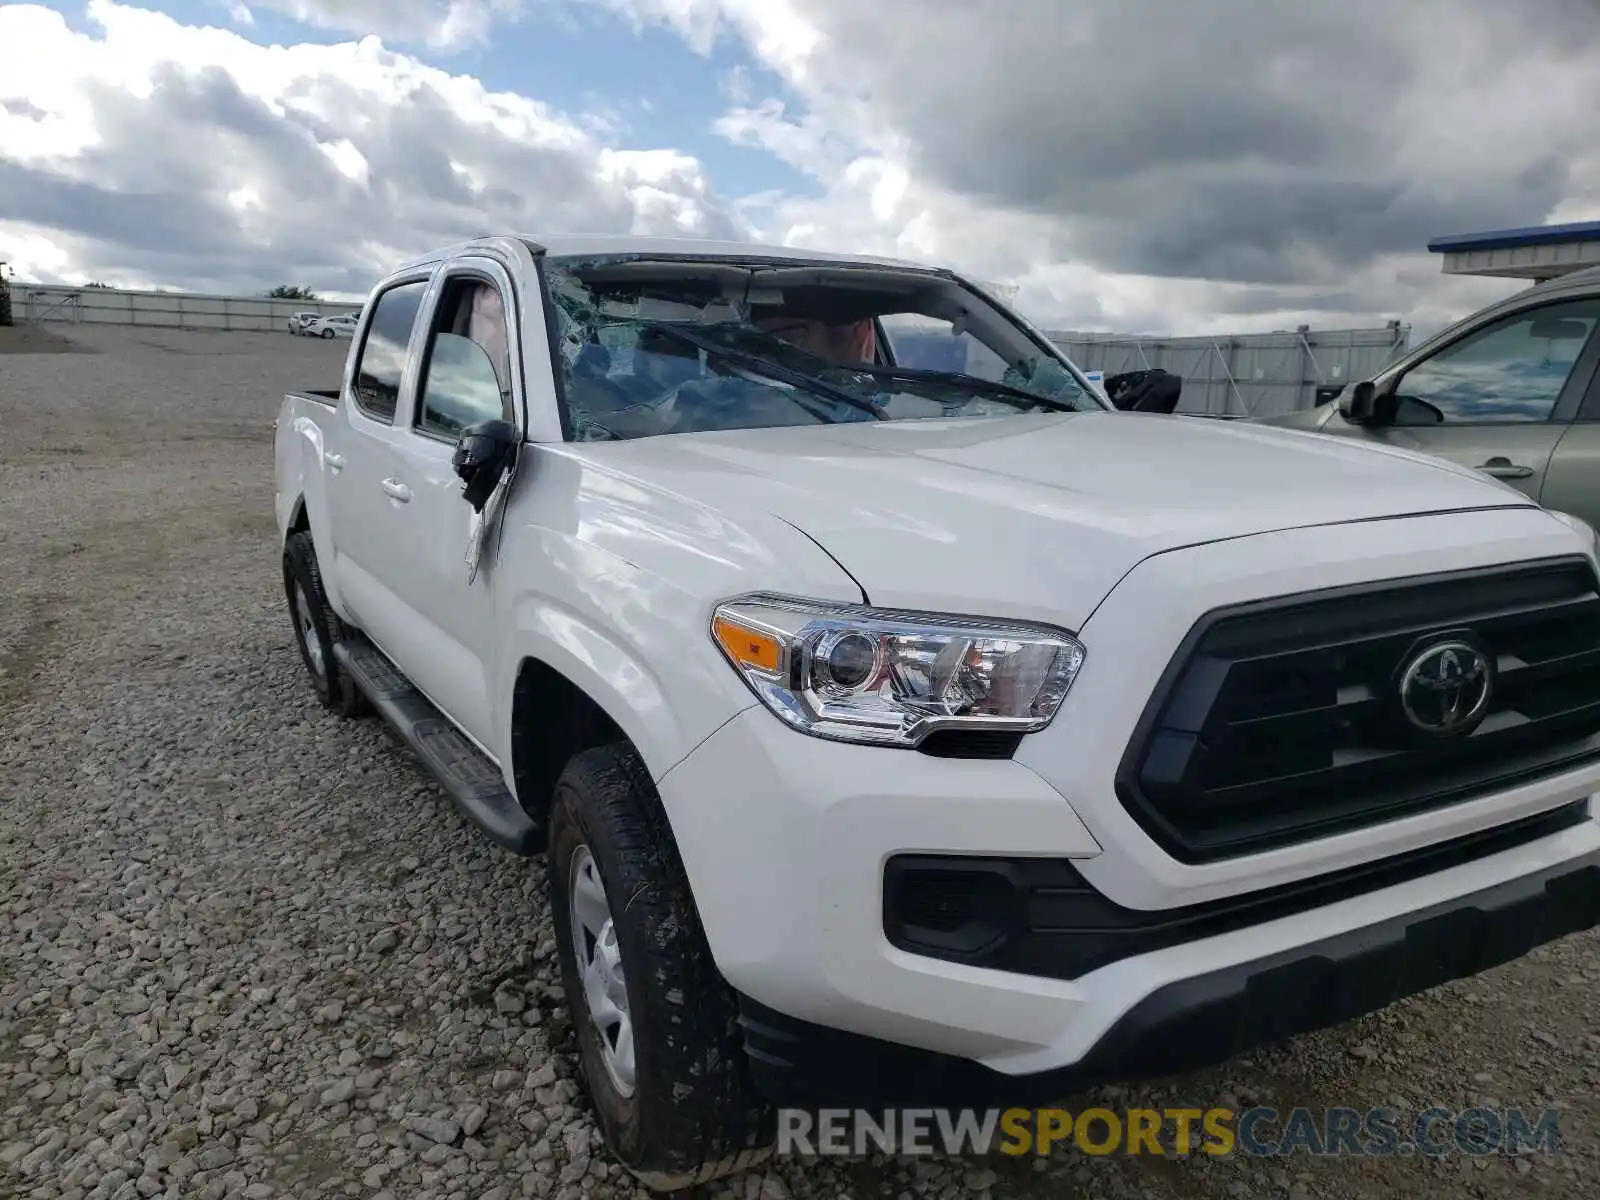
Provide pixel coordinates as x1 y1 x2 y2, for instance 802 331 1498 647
274 234 1600 1187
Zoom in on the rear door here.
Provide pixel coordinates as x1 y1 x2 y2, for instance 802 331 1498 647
1319 294 1600 502
325 272 433 651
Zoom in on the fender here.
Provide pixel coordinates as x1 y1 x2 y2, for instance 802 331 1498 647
498 551 759 783
484 459 867 783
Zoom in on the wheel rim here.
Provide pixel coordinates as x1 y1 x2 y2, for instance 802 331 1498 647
293 582 325 679
569 844 636 1097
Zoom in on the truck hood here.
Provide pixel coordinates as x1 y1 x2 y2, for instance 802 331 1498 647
568 411 1535 629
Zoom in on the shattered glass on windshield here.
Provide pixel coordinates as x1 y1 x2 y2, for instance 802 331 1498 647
1002 355 1092 404
537 255 1103 442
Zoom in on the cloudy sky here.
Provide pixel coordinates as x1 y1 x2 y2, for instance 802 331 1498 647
3 0 1599 336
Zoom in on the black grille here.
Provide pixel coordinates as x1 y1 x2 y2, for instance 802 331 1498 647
916 729 1023 759
1117 556 1600 863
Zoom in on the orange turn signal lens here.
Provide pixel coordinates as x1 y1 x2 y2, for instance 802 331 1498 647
712 615 783 674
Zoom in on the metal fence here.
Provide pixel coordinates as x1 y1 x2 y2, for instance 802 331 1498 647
12 282 1410 414
13 284 360 332
1043 322 1413 416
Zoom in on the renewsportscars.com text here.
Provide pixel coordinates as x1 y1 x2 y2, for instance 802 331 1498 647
776 1106 1563 1158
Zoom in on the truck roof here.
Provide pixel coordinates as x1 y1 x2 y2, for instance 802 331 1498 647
390 233 942 275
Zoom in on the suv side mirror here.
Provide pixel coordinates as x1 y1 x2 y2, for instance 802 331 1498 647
452 418 519 512
1338 379 1379 425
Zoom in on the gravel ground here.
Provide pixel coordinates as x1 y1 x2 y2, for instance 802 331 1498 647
0 324 83 355
1 324 1597 1200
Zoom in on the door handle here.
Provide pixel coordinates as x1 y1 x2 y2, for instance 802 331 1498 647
324 451 345 471
1476 457 1534 480
381 478 412 502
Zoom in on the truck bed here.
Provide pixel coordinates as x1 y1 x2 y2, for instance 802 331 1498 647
289 388 339 408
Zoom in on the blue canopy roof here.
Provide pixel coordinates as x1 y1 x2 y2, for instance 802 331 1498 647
1428 220 1600 254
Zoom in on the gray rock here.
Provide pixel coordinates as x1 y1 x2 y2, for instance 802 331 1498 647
409 1117 461 1146
195 1144 235 1170
312 1001 345 1024
369 929 400 954
320 1079 356 1106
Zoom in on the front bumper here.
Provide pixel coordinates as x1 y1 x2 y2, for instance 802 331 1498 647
737 844 1600 1106
657 704 1600 1093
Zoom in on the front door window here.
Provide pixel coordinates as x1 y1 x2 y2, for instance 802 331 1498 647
1391 299 1600 426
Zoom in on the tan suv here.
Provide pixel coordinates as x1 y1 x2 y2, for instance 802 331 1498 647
1262 266 1600 529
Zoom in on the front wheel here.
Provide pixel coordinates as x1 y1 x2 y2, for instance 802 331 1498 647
320 327 335 339
548 743 774 1191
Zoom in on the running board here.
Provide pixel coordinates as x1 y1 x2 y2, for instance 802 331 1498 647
333 634 540 856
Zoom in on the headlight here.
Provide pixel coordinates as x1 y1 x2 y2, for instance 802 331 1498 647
709 593 1086 747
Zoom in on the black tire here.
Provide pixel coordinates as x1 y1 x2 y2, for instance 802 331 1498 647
548 743 774 1190
321 327 335 339
282 530 368 717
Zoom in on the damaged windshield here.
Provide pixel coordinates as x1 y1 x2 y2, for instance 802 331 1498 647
537 253 1104 441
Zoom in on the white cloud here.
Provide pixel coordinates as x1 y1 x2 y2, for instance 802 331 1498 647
712 98 848 180
0 1 744 297
250 0 526 49
584 0 1600 336
3 0 1596 336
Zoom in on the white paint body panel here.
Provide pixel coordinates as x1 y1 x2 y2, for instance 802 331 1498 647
274 233 1600 1081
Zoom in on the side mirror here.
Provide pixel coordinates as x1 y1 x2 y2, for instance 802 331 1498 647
452 418 519 512
1103 368 1182 414
1338 379 1379 425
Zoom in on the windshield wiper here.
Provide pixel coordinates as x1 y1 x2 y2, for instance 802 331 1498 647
637 323 888 421
846 365 1081 413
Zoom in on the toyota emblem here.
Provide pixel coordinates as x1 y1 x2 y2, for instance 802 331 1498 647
1398 640 1494 736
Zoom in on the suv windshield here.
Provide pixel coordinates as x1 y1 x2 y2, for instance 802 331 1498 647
538 254 1104 441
